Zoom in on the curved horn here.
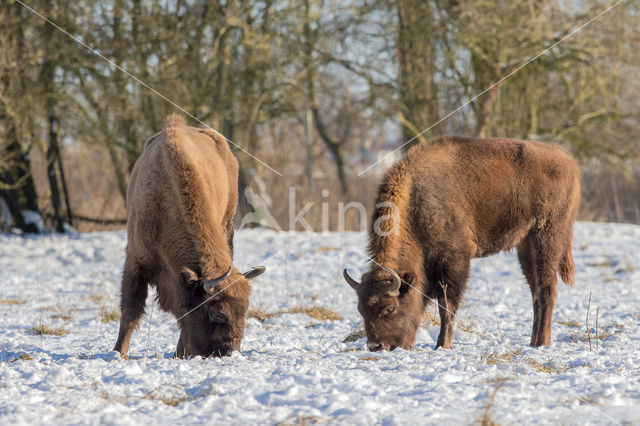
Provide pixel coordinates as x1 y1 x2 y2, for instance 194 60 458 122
243 266 266 280
380 265 401 295
203 266 232 294
343 268 361 291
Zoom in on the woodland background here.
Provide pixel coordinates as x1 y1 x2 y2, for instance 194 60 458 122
1 0 639 233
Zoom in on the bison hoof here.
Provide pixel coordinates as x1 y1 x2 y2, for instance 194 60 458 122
434 341 452 350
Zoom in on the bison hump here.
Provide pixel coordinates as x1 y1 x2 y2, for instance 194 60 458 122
163 113 186 130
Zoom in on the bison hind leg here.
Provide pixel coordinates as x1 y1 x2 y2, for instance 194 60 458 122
518 234 542 346
518 228 563 347
113 259 148 358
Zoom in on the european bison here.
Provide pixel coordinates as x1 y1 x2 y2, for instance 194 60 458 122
344 136 580 351
113 114 265 358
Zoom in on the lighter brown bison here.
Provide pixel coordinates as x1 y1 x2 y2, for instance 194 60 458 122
113 114 265 358
344 136 580 351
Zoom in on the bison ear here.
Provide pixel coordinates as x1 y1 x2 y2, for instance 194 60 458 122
401 272 416 294
181 267 200 286
243 266 266 281
402 272 416 284
208 306 228 324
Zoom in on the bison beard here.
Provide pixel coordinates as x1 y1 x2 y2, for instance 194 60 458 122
112 114 265 359
345 136 580 351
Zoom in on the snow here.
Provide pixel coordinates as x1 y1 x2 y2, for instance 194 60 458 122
1 222 639 424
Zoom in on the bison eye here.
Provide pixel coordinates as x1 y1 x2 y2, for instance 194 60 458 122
381 306 395 317
208 309 228 324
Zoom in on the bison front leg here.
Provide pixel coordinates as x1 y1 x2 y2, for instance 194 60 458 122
175 330 187 359
432 258 469 349
113 260 148 358
435 283 461 349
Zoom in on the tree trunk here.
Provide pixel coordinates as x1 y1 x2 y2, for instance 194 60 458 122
0 177 29 232
46 114 65 232
471 53 501 137
303 0 350 196
396 0 440 149
106 136 129 204
0 127 40 233
56 143 73 227
310 107 350 196
0 3 40 232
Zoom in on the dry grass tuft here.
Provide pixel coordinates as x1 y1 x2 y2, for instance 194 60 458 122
569 323 623 343
457 319 476 333
486 376 511 384
477 383 503 426
3 353 33 362
315 246 340 253
483 349 566 374
51 313 73 321
101 386 192 407
525 358 566 374
248 306 343 322
276 415 332 425
1 298 27 305
31 323 68 336
484 349 523 366
423 309 440 326
88 293 107 303
342 328 366 343
292 307 343 321
100 304 121 322
47 305 79 321
247 308 270 321
338 347 361 352
423 308 476 333
589 255 635 273
588 259 616 268
359 356 380 361
556 319 581 327
152 394 189 407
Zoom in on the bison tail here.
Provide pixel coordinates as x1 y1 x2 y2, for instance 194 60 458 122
559 245 575 286
163 113 186 130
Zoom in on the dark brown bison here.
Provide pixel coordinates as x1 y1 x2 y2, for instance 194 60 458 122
113 114 265 358
344 136 580 351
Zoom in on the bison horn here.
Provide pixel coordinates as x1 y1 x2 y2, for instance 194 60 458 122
243 266 266 280
203 266 232 294
343 269 360 291
380 265 401 296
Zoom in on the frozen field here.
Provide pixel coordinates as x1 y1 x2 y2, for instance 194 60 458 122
1 222 639 424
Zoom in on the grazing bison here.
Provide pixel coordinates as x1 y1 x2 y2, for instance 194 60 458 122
344 136 580 351
113 114 265 358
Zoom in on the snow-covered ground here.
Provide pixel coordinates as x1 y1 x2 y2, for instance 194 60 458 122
1 222 639 424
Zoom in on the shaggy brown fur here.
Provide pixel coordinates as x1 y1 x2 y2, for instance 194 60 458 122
345 136 580 351
113 114 263 358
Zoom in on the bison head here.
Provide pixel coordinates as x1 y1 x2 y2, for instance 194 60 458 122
344 266 423 351
176 265 265 358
